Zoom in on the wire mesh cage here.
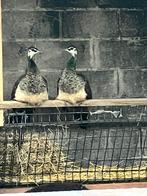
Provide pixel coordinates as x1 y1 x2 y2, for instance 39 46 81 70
0 104 147 187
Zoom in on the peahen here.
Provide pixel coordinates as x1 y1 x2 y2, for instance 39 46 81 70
11 46 48 123
56 46 92 128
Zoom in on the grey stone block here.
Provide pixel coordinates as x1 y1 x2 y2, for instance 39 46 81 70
141 70 147 98
119 40 147 68
118 69 143 98
98 0 114 8
62 10 119 38
95 39 147 69
15 0 38 9
39 0 97 8
83 70 118 98
95 40 121 69
97 0 147 8
2 12 14 40
5 11 59 39
2 0 38 10
39 0 147 8
142 11 147 37
2 0 15 9
120 10 144 37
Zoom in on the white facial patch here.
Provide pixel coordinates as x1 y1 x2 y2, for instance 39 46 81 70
28 49 39 59
71 48 77 57
67 47 77 57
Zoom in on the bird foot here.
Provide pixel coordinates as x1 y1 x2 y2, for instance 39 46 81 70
76 100 85 105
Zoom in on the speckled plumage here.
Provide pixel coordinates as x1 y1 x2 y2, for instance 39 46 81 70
18 73 48 94
58 69 86 94
57 50 92 104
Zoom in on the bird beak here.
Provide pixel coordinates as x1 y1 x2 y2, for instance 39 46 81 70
64 49 68 52
38 50 42 54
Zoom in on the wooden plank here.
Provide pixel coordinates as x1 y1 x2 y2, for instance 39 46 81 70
0 188 29 194
1 98 147 109
85 182 147 190
0 0 3 126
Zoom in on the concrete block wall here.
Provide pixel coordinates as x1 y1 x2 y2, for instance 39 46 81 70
2 0 147 100
2 0 147 172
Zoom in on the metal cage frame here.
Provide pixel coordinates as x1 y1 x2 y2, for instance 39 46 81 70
0 99 147 187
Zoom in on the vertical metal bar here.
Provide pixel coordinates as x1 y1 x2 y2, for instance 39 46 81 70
109 127 118 181
123 125 133 181
79 129 87 181
1 127 8 182
138 126 147 181
56 127 64 182
131 127 141 180
26 128 33 184
0 0 3 126
9 129 16 183
41 127 48 183
64 128 72 181
86 129 95 181
101 128 110 181
116 125 125 181
50 126 58 182
34 128 41 183
94 128 103 181
72 129 80 181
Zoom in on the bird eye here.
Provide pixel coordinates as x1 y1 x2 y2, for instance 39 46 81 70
68 47 74 51
32 48 38 52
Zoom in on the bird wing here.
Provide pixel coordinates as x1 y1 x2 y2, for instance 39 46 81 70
78 73 92 99
85 79 92 99
57 77 60 95
11 74 26 100
57 70 63 95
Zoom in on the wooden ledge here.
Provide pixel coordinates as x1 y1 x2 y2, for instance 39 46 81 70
0 98 147 109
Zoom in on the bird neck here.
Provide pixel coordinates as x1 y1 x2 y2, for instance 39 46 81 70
27 57 39 74
67 56 77 71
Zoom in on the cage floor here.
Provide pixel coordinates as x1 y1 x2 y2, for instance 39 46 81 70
1 164 147 184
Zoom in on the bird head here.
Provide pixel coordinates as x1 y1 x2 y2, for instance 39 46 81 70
27 47 41 59
64 46 77 57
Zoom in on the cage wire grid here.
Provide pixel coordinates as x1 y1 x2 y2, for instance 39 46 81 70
0 105 147 186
